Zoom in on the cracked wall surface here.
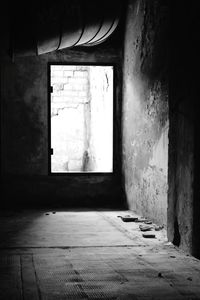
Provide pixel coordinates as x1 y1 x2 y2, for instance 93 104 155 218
122 0 169 226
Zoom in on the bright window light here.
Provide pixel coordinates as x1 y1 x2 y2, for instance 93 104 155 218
50 65 113 173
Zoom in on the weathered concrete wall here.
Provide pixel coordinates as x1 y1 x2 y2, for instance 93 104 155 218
122 0 169 226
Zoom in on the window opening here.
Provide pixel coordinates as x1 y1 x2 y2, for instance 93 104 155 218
50 65 113 173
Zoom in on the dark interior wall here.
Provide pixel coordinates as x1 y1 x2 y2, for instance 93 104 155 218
0 6 126 208
1 1 199 258
122 0 169 226
168 2 200 258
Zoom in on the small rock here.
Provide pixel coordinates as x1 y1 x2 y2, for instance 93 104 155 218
139 224 153 232
142 233 156 238
187 277 192 281
144 220 152 224
135 218 147 223
45 213 49 215
158 272 163 278
170 255 176 258
120 216 138 222
165 242 172 246
155 225 164 231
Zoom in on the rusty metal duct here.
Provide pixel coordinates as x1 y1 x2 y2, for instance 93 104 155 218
11 0 122 58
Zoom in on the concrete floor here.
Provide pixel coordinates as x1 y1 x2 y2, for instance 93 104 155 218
0 210 200 299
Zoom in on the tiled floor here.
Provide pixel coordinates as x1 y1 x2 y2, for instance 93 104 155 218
0 210 200 299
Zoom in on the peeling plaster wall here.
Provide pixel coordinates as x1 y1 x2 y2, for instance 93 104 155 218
122 0 169 226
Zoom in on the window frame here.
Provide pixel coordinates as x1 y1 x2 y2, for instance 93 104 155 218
48 62 116 176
